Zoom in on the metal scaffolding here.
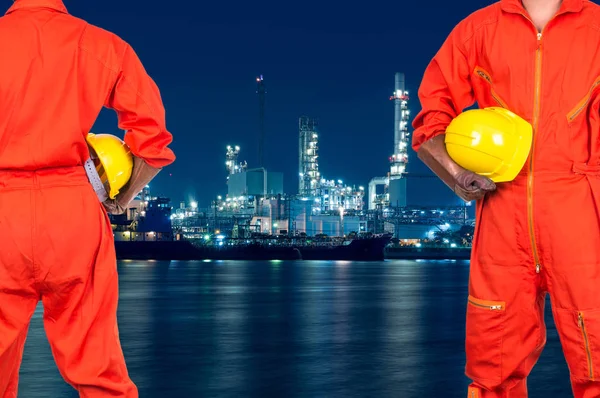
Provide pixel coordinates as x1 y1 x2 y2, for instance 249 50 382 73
225 145 246 180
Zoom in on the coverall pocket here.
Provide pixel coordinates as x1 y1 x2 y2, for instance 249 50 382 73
566 77 600 124
566 77 600 163
472 66 509 109
554 308 600 381
465 295 506 384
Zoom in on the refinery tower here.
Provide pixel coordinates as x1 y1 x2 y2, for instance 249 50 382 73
298 116 320 196
368 72 410 210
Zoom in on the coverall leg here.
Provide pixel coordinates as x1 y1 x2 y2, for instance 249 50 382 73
465 173 600 398
537 171 600 398
0 167 137 398
464 176 547 398
3 327 33 396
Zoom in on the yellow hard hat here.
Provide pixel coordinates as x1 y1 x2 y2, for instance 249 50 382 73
86 133 133 199
444 107 533 183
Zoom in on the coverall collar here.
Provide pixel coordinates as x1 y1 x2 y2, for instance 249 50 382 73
501 0 583 14
6 0 68 15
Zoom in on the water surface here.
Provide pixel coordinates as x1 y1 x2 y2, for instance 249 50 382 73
18 259 572 397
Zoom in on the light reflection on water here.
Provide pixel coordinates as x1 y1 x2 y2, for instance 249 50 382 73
18 259 570 397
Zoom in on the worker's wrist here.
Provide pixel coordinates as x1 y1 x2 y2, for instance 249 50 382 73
421 134 463 178
115 191 135 208
446 161 466 180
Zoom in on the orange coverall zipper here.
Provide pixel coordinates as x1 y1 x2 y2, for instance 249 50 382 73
579 312 594 380
528 31 543 274
567 77 600 122
474 67 509 108
468 296 505 311
522 10 569 275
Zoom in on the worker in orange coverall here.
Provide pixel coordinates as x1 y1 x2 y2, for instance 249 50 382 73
412 0 600 396
0 0 175 396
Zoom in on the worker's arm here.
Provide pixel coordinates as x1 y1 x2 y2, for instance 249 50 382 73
412 24 495 201
103 44 176 214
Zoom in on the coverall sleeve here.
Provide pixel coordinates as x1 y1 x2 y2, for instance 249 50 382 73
411 25 475 152
104 44 176 169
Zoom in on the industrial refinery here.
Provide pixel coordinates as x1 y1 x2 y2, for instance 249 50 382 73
164 73 472 244
298 115 365 212
110 73 473 250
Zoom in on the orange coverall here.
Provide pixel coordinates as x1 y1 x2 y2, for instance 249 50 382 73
412 0 600 396
0 0 175 397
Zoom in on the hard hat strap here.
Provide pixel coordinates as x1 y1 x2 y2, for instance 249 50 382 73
84 157 109 202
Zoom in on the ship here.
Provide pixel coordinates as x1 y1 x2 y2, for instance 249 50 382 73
114 233 393 262
288 233 393 261
111 74 475 263
109 190 474 262
109 177 394 262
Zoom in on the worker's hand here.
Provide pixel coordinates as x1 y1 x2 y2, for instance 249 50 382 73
100 156 161 216
453 169 496 202
417 134 497 202
102 198 127 215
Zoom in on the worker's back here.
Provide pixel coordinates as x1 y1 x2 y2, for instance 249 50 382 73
0 0 174 171
0 4 173 397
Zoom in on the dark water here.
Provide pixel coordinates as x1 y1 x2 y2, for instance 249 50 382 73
19 259 572 397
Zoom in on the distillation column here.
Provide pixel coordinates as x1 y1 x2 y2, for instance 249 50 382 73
298 116 320 197
388 72 410 207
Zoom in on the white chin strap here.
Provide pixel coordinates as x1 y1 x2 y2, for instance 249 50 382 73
84 157 109 202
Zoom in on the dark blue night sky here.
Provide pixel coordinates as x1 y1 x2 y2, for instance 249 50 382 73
60 0 497 207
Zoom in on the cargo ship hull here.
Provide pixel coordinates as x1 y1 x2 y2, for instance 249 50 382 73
114 234 392 262
296 235 391 261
